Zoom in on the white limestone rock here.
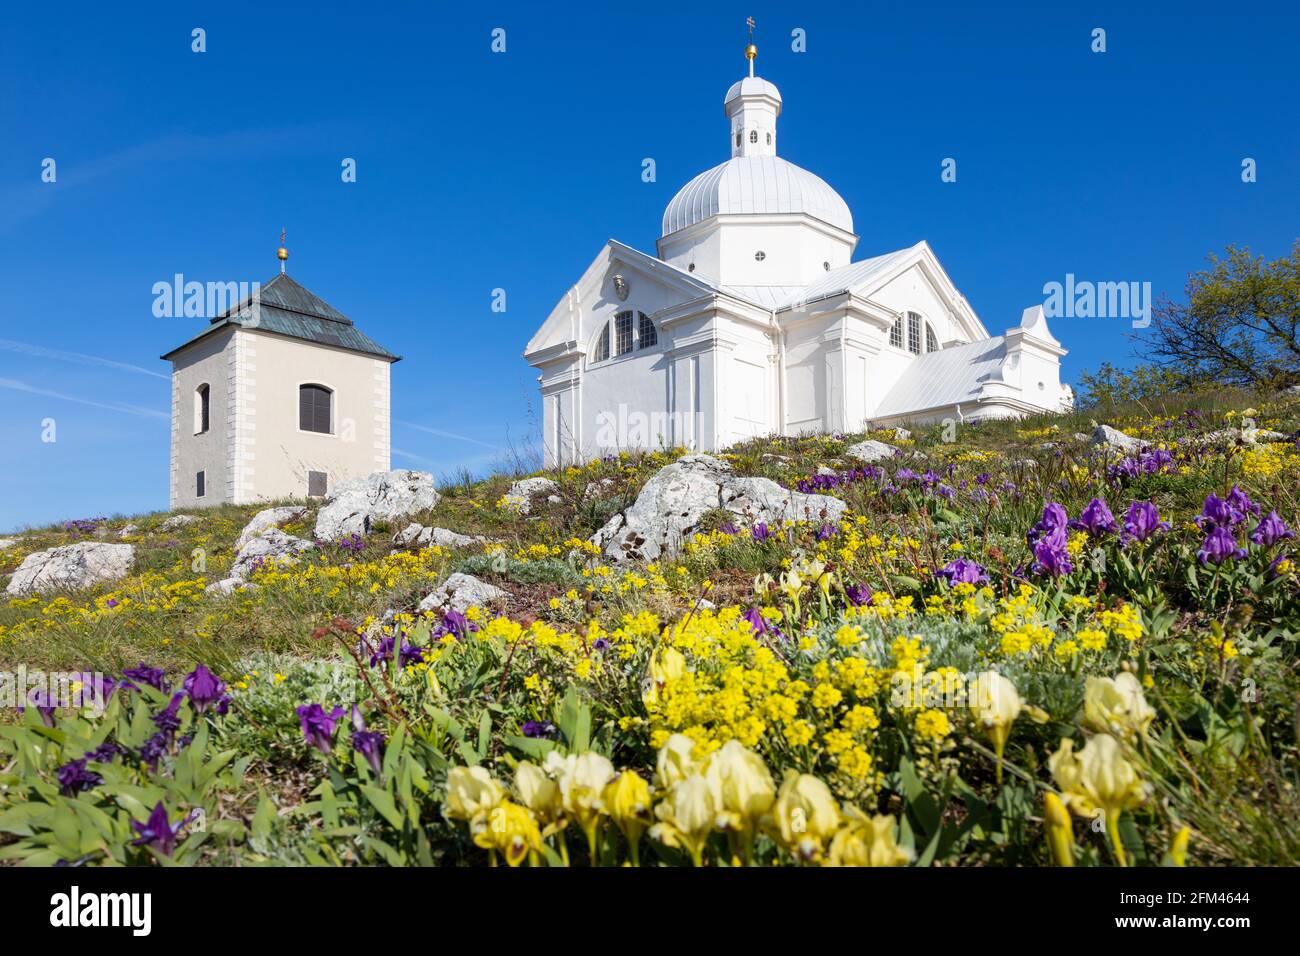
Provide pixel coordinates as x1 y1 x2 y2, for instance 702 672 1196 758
1091 424 1142 452
5 543 135 596
592 454 847 563
0 538 16 551
845 440 899 463
117 524 140 539
314 470 439 541
237 507 311 549
418 572 510 614
889 427 912 441
816 466 836 476
205 578 260 596
503 477 560 515
160 514 200 532
229 528 315 581
392 523 481 549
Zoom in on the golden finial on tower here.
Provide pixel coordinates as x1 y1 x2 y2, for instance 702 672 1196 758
276 228 288 274
745 17 757 77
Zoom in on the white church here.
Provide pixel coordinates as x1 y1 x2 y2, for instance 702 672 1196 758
525 43 1073 467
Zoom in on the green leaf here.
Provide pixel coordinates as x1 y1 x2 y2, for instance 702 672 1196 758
361 785 404 830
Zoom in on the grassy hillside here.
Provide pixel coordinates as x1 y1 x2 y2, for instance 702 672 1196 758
1 385 1298 866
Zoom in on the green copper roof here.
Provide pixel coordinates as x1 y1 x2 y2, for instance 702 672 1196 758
161 273 400 362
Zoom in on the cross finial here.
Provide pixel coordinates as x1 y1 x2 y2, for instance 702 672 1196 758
745 16 757 77
276 228 289 274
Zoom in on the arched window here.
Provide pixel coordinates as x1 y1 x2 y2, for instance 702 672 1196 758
766 132 772 145
638 313 658 349
925 323 939 353
735 131 742 148
194 383 210 434
889 316 903 349
749 130 758 144
591 311 658 363
614 311 634 356
907 312 921 355
299 384 333 434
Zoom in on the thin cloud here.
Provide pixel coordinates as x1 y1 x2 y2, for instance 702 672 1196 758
395 419 504 451
391 447 443 468
0 338 168 380
0 378 168 420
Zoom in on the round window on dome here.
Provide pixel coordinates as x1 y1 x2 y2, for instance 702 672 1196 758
749 130 758 144
754 251 766 262
823 261 830 271
688 263 695 272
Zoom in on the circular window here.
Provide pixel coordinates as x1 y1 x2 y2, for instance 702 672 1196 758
754 251 766 262
688 263 695 272
823 261 830 271
1038 381 1045 391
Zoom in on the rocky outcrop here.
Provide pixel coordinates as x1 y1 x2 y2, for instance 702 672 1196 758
160 514 200 532
417 572 510 614
0 538 15 551
314 470 439 541
502 477 560 515
237 507 311 549
392 523 482 549
1091 424 1143 452
228 528 315 581
592 454 848 563
5 543 134 596
845 440 899 464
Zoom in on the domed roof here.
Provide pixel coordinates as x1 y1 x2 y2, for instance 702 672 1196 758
661 155 854 236
724 76 782 108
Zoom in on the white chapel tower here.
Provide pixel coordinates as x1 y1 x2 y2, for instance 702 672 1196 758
162 236 399 509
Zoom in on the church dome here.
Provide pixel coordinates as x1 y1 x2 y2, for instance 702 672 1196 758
661 155 854 236
723 75 782 107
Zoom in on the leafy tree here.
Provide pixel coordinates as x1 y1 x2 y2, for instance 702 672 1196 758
1140 242 1300 388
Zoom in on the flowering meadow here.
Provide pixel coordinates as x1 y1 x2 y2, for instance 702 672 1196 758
2 389 1298 867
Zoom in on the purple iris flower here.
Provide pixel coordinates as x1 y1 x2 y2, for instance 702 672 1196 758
1227 485 1261 520
815 523 836 542
84 741 123 763
896 468 917 483
297 703 344 756
743 606 784 641
182 664 226 714
717 521 739 535
56 758 102 796
521 720 557 739
938 557 988 585
1027 502 1070 546
350 706 385 775
1072 498 1118 536
368 635 425 668
1031 525 1073 577
592 637 611 652
1122 500 1170 544
21 688 57 727
137 732 171 769
123 663 167 692
131 802 192 857
1198 527 1247 565
751 523 772 542
844 583 873 606
152 693 185 738
1250 510 1294 548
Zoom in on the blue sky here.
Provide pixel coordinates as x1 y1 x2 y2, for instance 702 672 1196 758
1 1 1297 532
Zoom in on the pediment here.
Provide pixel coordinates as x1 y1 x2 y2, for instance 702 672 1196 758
525 240 719 359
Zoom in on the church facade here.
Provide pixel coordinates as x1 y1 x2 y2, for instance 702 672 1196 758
525 49 1073 467
162 264 398 509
